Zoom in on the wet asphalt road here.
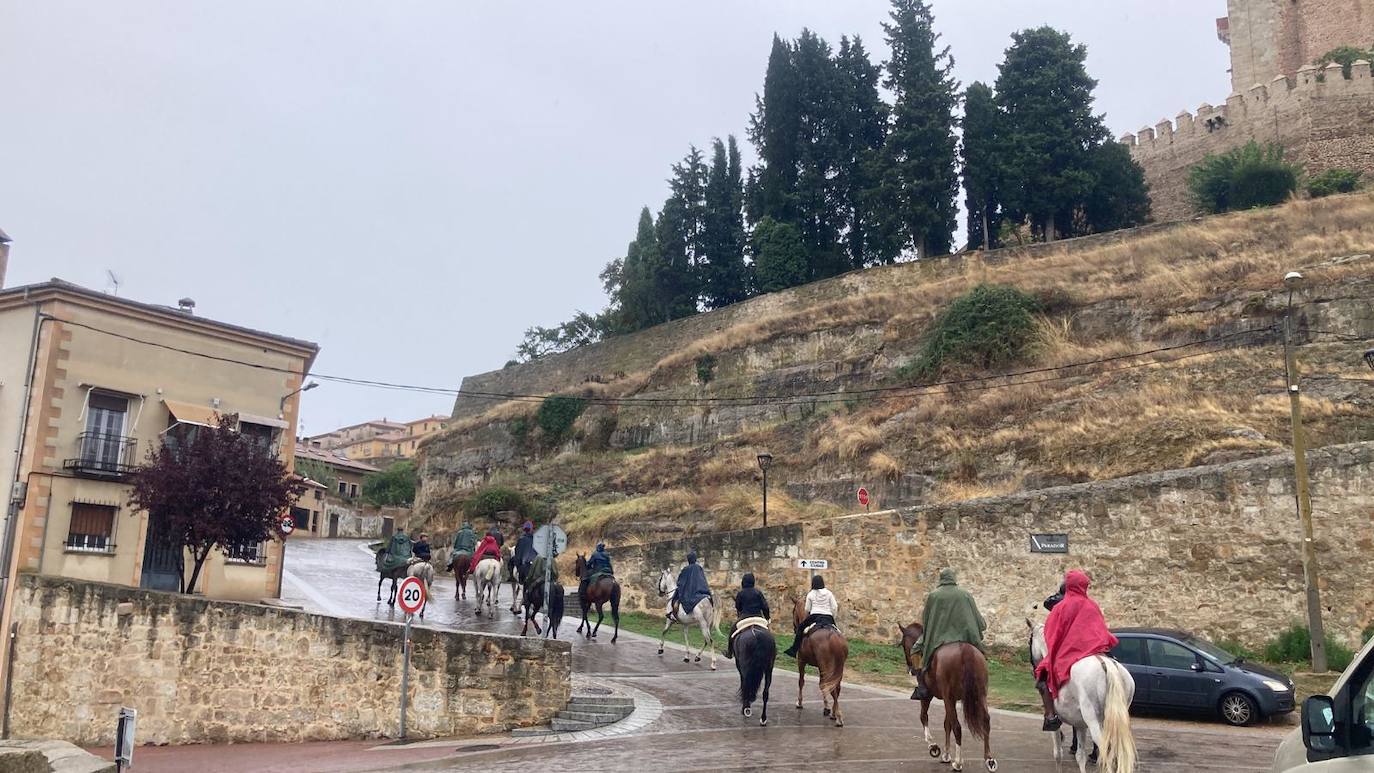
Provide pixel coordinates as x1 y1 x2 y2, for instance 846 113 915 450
279 538 1286 773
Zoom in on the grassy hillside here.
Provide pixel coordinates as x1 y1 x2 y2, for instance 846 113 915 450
419 194 1374 548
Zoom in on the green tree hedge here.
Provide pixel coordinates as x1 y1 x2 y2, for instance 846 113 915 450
900 284 1041 380
1188 141 1299 214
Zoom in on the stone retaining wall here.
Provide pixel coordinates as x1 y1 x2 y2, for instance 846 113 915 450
610 442 1374 649
8 575 570 745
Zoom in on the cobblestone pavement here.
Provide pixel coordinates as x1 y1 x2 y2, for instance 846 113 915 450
203 538 1287 771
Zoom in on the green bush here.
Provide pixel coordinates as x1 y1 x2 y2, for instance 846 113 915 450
1307 168 1363 199
361 460 417 507
1315 46 1374 79
1363 622 1374 644
1215 638 1258 662
1262 624 1355 671
1188 141 1299 214
695 354 718 384
898 284 1042 380
463 486 530 520
536 395 586 445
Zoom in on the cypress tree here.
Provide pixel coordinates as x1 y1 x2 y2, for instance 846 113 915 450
701 136 749 309
792 29 847 280
751 217 808 293
747 35 802 227
875 0 959 260
962 81 1002 251
605 207 665 333
655 147 708 320
994 27 1109 241
835 35 891 269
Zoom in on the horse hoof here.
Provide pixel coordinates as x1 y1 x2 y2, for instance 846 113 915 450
822 708 830 717
694 656 701 662
657 648 663 655
834 718 843 728
710 664 717 671
985 760 998 772
941 754 952 765
929 745 941 758
795 703 803 710
683 657 690 663
760 717 768 727
951 764 962 772
743 707 752 718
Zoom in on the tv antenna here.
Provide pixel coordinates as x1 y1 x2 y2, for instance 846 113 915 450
105 270 122 296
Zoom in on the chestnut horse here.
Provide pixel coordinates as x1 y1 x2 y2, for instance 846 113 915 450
446 548 473 600
899 622 997 772
572 553 621 643
791 596 848 726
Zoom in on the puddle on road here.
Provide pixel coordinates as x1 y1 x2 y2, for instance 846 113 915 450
454 744 503 753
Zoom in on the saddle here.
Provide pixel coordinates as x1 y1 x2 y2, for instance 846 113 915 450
801 620 839 637
730 616 770 642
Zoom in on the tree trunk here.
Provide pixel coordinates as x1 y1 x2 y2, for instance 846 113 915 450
1043 215 1057 242
982 210 991 252
185 549 211 594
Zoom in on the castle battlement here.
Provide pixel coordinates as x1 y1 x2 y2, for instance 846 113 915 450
1121 60 1373 157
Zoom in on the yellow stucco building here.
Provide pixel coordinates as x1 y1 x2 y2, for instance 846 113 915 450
0 280 319 666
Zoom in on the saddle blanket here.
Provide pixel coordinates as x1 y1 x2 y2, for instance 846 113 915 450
729 616 770 641
802 621 840 637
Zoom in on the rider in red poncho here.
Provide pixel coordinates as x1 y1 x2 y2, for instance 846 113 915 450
1034 570 1118 731
467 534 503 575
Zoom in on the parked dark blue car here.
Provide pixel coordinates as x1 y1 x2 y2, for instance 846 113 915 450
1110 628 1296 726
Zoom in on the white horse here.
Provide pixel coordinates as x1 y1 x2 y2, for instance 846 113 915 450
407 560 435 619
1029 622 1138 773
474 557 502 617
655 568 723 670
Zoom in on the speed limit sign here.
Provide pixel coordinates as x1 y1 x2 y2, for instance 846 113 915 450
397 576 426 615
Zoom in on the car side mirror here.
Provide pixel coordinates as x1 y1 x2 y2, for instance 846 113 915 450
1302 695 1341 757
1190 660 1204 672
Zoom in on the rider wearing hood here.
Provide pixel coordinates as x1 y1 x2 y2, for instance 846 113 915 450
580 542 614 596
467 532 503 574
725 573 770 659
913 568 987 701
672 551 712 618
449 522 477 571
513 521 537 576
1035 570 1118 731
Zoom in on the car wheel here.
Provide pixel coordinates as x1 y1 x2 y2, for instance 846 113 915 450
1219 691 1257 726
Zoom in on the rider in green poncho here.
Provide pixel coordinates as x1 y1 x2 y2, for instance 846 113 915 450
449 522 477 571
912 568 987 701
374 529 414 573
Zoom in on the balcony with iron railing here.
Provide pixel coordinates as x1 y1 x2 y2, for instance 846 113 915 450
62 432 138 478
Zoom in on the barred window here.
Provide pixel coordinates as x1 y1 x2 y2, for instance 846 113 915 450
225 541 266 566
67 503 116 552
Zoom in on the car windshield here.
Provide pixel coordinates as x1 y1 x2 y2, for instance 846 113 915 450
1184 636 1239 664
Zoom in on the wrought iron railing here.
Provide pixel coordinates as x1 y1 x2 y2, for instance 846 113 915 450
62 432 138 476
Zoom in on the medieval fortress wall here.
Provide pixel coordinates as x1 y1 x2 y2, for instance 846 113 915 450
1126 0 1374 221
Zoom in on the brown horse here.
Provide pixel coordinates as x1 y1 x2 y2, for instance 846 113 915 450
447 550 473 600
791 596 848 726
573 553 620 643
899 622 996 772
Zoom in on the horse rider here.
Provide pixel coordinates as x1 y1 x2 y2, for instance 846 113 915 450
524 546 558 601
467 531 504 574
412 532 432 563
1035 570 1119 732
912 568 987 700
580 542 614 595
725 572 770 660
375 528 413 573
513 521 538 578
670 551 712 621
449 522 477 570
783 574 837 658
487 528 505 548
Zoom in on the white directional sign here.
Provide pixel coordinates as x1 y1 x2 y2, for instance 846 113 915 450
397 576 426 615
798 559 828 570
533 524 568 558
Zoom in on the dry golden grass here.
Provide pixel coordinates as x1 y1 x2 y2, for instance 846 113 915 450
934 477 1026 502
815 415 883 460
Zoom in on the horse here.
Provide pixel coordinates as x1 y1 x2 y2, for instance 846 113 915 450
898 623 996 772
521 577 564 638
507 547 532 614
790 595 848 726
376 562 410 606
1029 621 1137 773
407 561 435 619
473 557 502 617
446 548 474 600
733 621 776 726
655 568 722 669
572 553 621 643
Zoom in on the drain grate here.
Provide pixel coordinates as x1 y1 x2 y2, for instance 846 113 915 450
454 744 503 753
577 687 613 695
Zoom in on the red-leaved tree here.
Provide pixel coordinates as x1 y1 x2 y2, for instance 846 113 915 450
129 413 303 593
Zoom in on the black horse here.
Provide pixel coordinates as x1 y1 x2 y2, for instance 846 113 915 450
734 624 776 726
521 580 565 639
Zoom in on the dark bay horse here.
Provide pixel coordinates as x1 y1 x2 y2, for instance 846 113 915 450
899 622 997 772
376 563 409 605
573 553 620 643
733 623 776 726
791 596 848 726
447 549 473 600
521 579 565 639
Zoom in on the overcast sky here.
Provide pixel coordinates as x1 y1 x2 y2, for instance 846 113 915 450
0 1 1230 434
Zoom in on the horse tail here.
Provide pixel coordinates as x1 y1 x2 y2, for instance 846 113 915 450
1097 657 1137 773
817 633 847 701
711 597 724 637
961 646 991 743
736 629 773 705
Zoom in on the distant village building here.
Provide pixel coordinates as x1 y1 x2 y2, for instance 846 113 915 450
291 440 383 537
1125 0 1374 220
311 414 448 464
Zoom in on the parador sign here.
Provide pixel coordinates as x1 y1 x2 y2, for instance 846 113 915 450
1029 533 1069 554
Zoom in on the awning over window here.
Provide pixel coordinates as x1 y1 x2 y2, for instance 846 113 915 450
237 412 289 430
162 399 220 428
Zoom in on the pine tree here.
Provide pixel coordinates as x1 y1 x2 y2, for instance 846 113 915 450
751 217 808 293
1084 141 1150 233
875 0 959 260
654 147 708 320
747 35 802 227
961 81 1002 251
994 27 1109 241
834 35 891 269
701 136 749 308
603 207 664 333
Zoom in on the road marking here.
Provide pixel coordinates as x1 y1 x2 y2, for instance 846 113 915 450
282 568 348 618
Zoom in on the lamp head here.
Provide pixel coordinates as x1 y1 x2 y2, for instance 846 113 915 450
303 381 320 392
1283 271 1304 289
756 452 773 471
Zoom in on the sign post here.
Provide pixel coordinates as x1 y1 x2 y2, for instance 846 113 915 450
279 516 295 537
114 707 136 772
533 524 568 630
396 575 426 740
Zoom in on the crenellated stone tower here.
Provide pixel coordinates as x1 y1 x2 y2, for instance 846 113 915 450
1126 0 1374 221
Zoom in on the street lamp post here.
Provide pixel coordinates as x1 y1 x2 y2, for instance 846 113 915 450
1282 271 1328 673
280 380 319 411
757 452 773 528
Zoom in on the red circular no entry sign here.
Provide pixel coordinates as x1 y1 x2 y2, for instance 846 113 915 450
397 576 426 615
857 488 870 506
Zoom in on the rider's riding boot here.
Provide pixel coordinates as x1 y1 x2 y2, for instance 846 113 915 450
783 631 800 658
1037 677 1062 731
911 667 933 701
